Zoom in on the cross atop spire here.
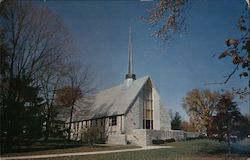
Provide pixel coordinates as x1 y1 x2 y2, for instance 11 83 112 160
125 26 136 80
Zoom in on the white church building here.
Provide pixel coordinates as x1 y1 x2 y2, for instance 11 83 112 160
66 29 198 146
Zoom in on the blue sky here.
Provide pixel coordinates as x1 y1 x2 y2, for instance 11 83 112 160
37 0 249 120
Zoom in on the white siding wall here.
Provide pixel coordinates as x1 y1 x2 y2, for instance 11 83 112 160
70 115 124 140
106 115 123 134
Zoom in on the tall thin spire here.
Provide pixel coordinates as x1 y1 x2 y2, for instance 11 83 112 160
125 26 136 80
128 26 133 74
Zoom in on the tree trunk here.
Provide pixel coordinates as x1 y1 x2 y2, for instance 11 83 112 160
227 138 231 154
44 106 51 141
227 129 231 154
67 105 74 141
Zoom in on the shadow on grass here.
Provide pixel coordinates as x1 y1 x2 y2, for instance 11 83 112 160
197 139 250 156
1 139 86 154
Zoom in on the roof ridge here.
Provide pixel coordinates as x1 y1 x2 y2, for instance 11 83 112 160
96 75 150 94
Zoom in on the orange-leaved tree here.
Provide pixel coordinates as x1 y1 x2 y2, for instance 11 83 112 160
183 89 221 136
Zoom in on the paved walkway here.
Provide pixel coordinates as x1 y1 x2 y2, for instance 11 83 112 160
1 146 172 160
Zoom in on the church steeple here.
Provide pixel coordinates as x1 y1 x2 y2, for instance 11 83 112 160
125 26 136 80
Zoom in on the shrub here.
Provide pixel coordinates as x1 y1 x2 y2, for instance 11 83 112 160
165 138 176 143
152 139 165 144
81 127 102 145
186 137 200 141
198 135 207 139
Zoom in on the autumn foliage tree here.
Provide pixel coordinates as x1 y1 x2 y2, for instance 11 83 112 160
184 88 249 149
55 64 93 141
144 1 249 99
143 0 187 41
180 121 197 132
217 14 250 99
183 89 221 136
55 86 83 108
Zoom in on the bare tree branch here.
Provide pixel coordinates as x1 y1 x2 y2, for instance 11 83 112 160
205 64 239 85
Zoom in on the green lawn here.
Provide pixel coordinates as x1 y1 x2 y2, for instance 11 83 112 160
1 138 140 157
2 145 140 157
34 139 250 160
2 139 250 159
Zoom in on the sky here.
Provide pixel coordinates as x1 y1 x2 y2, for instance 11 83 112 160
36 0 249 120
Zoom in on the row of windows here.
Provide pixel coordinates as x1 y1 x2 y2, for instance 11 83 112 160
72 116 117 129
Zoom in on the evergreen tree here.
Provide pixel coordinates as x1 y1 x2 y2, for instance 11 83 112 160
1 75 45 150
171 111 182 130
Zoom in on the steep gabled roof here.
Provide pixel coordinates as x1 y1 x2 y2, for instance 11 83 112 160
72 75 150 121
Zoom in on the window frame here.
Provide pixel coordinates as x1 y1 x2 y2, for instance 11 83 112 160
109 116 117 126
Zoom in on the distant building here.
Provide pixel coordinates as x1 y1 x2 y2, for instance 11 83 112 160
66 28 198 146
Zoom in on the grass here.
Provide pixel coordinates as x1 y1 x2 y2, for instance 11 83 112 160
1 138 140 157
2 145 140 157
160 138 250 159
2 139 250 159
26 139 250 160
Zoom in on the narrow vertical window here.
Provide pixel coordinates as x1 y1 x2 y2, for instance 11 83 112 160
143 81 153 129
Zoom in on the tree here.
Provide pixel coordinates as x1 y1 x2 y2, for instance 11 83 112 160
214 93 246 154
170 111 182 130
55 64 93 141
143 0 187 41
1 75 45 149
0 0 71 149
144 1 249 98
0 1 71 81
14 78 45 147
217 14 250 99
55 86 83 108
55 85 82 140
38 66 65 141
183 89 221 136
180 121 197 132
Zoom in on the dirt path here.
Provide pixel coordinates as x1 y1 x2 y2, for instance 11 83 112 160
1 146 172 160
